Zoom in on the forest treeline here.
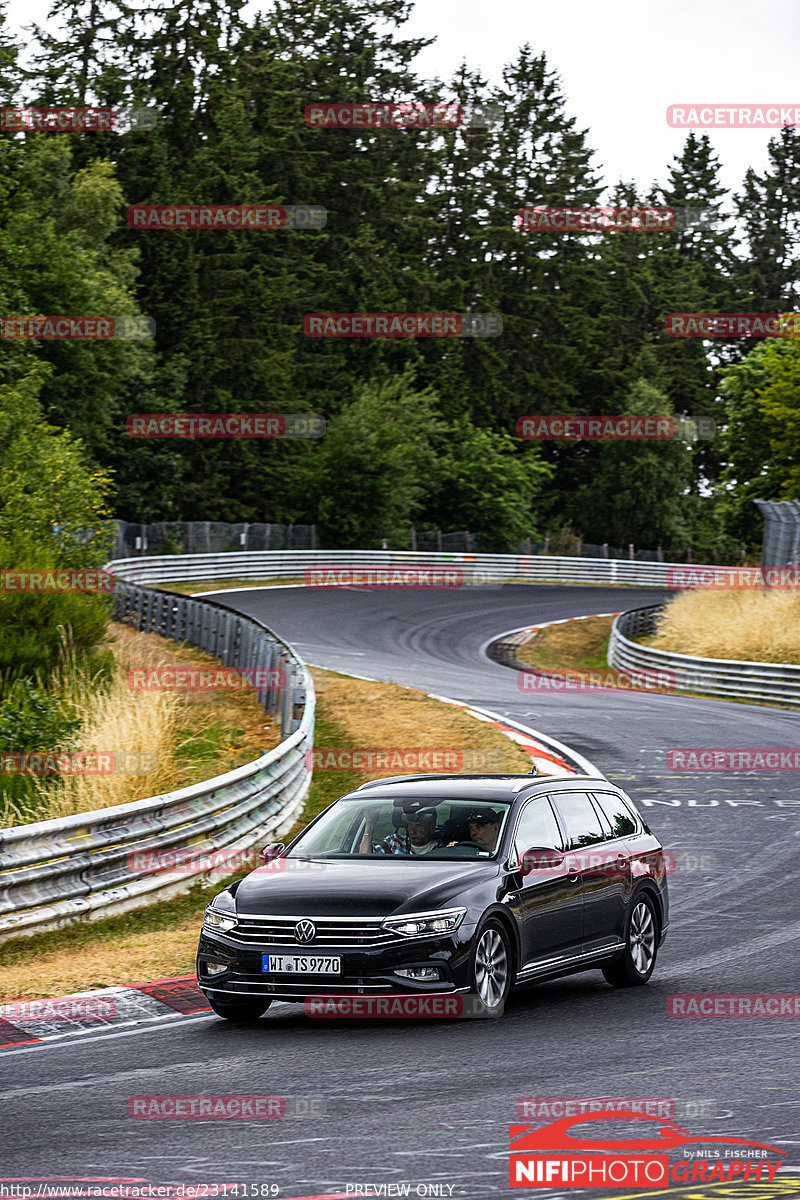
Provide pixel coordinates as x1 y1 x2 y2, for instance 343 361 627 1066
2 0 800 564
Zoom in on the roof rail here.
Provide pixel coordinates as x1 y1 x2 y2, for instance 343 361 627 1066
511 777 550 792
354 773 541 792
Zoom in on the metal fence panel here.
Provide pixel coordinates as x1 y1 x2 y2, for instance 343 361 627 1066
755 499 800 567
607 604 800 707
107 548 728 589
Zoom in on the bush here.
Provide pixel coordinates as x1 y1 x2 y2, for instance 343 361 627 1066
0 538 113 678
0 679 83 824
0 367 113 679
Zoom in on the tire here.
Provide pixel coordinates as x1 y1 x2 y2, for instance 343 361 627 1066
207 994 272 1022
468 919 513 1017
602 893 658 987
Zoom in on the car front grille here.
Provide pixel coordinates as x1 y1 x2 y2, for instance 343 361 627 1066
228 916 402 948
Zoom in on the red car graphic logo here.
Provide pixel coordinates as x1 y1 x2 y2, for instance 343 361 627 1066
510 1111 784 1155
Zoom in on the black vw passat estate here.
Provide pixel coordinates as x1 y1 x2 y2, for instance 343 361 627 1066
197 773 669 1021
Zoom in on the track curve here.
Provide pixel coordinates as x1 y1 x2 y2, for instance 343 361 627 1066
2 583 799 1197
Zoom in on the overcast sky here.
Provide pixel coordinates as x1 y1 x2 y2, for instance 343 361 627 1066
6 0 800 199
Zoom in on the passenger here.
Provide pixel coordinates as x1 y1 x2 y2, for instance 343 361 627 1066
359 807 440 855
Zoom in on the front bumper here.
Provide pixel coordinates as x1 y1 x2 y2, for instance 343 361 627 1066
196 924 476 1002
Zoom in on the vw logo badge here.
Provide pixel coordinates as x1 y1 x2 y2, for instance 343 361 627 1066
295 919 316 943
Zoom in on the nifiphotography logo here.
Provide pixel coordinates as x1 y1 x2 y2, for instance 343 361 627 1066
508 1111 784 1188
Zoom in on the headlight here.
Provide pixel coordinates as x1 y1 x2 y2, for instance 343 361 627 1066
203 908 237 932
383 908 466 937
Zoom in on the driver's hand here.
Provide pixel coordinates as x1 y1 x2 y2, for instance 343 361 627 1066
447 840 457 846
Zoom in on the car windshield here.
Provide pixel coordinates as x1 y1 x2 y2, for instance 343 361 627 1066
288 796 512 860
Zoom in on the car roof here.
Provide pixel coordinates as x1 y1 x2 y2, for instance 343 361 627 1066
346 773 612 803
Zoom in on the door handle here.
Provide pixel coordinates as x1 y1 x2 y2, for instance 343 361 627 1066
567 873 580 883
616 854 629 869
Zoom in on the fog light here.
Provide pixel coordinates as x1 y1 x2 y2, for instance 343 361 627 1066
204 961 228 977
396 967 439 981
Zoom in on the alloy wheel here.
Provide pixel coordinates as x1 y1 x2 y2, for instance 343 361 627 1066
474 927 509 1008
629 900 656 975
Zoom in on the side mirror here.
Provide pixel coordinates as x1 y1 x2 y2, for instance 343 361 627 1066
520 847 564 876
259 842 285 864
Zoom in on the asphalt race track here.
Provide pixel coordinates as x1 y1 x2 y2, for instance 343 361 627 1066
2 582 799 1199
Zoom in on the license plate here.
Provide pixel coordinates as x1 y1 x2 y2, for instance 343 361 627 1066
262 954 341 974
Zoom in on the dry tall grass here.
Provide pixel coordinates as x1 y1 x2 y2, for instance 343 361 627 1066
7 631 184 825
2 624 280 827
650 588 800 664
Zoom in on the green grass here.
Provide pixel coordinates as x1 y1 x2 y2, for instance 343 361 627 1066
172 717 266 784
516 616 616 674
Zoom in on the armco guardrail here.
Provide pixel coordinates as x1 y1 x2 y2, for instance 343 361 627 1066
113 550 798 707
0 579 315 940
109 548 704 588
608 604 800 708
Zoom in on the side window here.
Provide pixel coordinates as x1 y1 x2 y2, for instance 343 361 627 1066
553 791 606 849
589 794 614 840
593 792 637 838
513 797 563 855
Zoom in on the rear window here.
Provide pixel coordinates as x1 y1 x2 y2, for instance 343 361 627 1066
593 792 637 838
552 792 606 849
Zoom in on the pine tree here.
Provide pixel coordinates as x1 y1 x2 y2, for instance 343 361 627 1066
736 126 800 313
0 0 20 98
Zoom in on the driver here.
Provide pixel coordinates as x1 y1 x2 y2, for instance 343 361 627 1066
448 807 501 852
359 808 440 855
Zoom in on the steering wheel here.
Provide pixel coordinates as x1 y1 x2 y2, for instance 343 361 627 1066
453 840 485 850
